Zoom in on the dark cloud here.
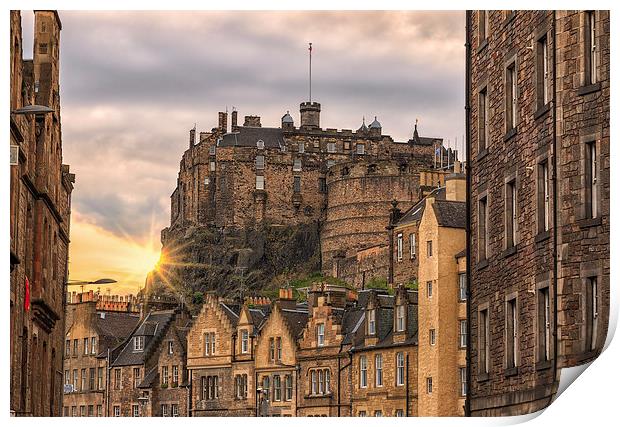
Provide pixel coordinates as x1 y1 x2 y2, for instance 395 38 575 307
21 11 465 242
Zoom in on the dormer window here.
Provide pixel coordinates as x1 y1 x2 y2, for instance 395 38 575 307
241 330 249 353
396 305 406 332
368 309 376 335
257 139 265 150
133 336 144 352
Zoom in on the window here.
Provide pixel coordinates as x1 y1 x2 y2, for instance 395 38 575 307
256 175 265 190
209 145 216 155
39 43 48 54
427 240 433 257
241 330 249 353
409 233 416 258
162 366 169 385
210 161 216 172
479 308 490 373
255 155 265 170
114 368 121 390
478 10 488 42
204 177 209 186
276 337 282 361
397 233 403 261
586 277 599 351
585 11 598 85
318 369 324 394
506 298 518 369
133 336 144 351
88 405 94 417
203 376 219 400
326 160 335 169
311 370 317 394
506 62 517 131
506 180 517 248
538 161 550 232
172 404 179 417
537 35 550 106
285 374 293 400
72 406 77 417
426 377 433 394
200 376 207 400
84 337 89 355
478 87 488 151
375 410 383 417
375 354 383 386
91 337 96 355
80 406 86 417
65 339 70 357
269 337 275 361
327 142 336 153
356 143 365 155
161 404 168 417
396 305 406 332
460 367 467 396
168 340 174 354
293 176 301 193
460 320 468 348
427 281 433 298
396 352 405 386
113 406 120 417
478 196 488 260
262 376 270 399
299 142 305 153
81 368 87 391
97 405 102 417
73 369 78 390
429 329 436 346
317 323 325 347
204 332 216 355
293 158 302 171
97 367 103 390
89 368 95 390
172 365 179 385
358 411 367 417
273 375 282 401
319 177 327 193
396 409 404 417
459 274 467 301
257 139 265 149
325 370 330 393
585 141 598 219
73 339 78 356
132 404 139 417
538 287 551 362
360 356 368 388
368 310 376 335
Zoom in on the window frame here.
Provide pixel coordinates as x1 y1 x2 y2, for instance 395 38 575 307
397 233 403 261
375 354 383 387
396 352 405 386
360 356 368 388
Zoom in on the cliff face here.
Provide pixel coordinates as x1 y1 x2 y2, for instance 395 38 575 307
147 222 321 305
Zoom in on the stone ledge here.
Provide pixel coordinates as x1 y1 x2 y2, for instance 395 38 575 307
534 103 551 121
535 230 551 244
477 38 489 54
504 127 518 142
501 245 517 259
577 216 602 229
576 82 601 97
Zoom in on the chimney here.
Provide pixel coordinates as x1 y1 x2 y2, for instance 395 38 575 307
218 111 228 133
231 110 238 131
299 102 321 130
445 172 466 202
189 127 196 148
243 115 261 127
278 288 296 310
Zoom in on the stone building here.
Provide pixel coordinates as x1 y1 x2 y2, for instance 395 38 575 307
62 292 140 417
186 293 269 416
465 10 610 416
349 288 419 417
108 307 190 417
9 10 75 417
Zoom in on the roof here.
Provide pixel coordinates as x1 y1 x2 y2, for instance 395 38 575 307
94 311 140 357
395 187 445 227
138 366 158 388
218 127 284 149
280 308 309 339
220 302 241 326
369 116 381 129
433 200 466 229
455 249 466 259
111 310 176 367
281 112 294 123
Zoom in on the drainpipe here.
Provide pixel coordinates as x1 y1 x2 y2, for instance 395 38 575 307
551 10 560 402
187 368 192 417
405 353 410 416
464 9 473 418
106 348 110 417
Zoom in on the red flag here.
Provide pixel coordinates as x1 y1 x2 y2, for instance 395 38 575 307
24 276 30 311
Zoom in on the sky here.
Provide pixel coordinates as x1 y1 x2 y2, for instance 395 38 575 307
21 10 465 295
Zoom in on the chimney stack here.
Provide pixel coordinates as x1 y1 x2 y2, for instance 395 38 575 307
244 115 261 127
189 127 196 148
218 111 228 133
231 110 238 131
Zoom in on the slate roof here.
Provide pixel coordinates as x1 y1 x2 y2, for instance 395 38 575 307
455 249 466 259
280 307 309 339
396 187 445 227
218 127 284 149
94 311 140 357
220 302 241 326
111 310 176 367
138 366 158 389
433 200 466 229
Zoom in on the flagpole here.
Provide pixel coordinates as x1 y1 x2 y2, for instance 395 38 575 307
309 42 312 102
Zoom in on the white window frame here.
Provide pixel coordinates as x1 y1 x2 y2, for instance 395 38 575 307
255 175 265 190
360 356 368 388
132 404 139 417
397 233 403 261
241 330 249 353
172 404 179 417
356 143 365 155
298 142 305 154
591 277 599 350
396 352 405 386
409 233 416 258
588 11 598 84
426 377 433 394
429 328 436 346
91 337 97 355
255 155 265 170
375 354 383 387
293 158 302 172
317 323 325 347
168 340 174 354
327 142 336 153
257 139 265 150
459 274 467 301
368 310 376 335
133 336 144 352
460 319 468 348
161 404 168 417
209 161 216 172
172 365 179 384
114 406 120 417
460 367 467 396
396 305 405 332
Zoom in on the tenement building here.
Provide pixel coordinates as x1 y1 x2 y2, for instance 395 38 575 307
10 10 75 416
62 292 140 416
465 10 610 416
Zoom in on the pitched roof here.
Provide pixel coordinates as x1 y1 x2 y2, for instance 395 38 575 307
94 311 140 357
280 308 309 339
396 187 445 227
432 200 466 229
218 127 284 149
220 302 241 326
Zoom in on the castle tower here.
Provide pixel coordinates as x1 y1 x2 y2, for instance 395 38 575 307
300 101 320 130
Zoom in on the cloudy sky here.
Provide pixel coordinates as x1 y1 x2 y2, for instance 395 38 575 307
21 10 465 294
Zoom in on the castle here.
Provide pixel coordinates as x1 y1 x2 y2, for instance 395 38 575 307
162 101 458 286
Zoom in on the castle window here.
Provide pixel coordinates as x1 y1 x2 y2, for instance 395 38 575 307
262 376 270 398
396 305 406 332
98 368 103 390
537 34 550 106
276 337 282 361
396 352 405 386
311 370 317 394
65 339 70 357
257 139 265 149
133 336 144 352
327 142 336 153
358 411 366 417
209 145 216 155
429 328 436 346
256 175 265 190
317 323 325 347
132 405 139 417
241 330 249 353
585 141 598 219
356 143 365 155
114 369 121 390
506 61 517 131
90 368 96 390
161 404 168 417
537 287 550 361
255 155 265 170
375 354 383 386
479 307 490 373
409 233 416 258
204 177 210 186
73 339 78 356
397 233 403 261
113 406 120 417
459 274 467 301
299 142 305 154
368 309 376 335
506 297 518 369
478 86 488 151
538 160 550 232
375 411 383 417
359 356 368 388
293 158 302 172
460 319 467 348
204 332 216 355
293 176 301 193
585 11 598 85
505 179 517 248
318 370 324 394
